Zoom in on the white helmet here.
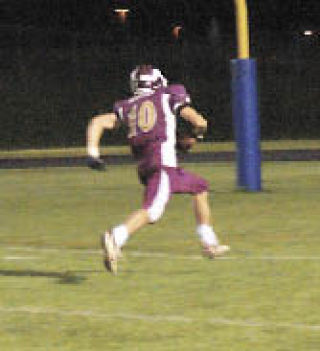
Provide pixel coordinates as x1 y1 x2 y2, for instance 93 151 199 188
130 65 168 95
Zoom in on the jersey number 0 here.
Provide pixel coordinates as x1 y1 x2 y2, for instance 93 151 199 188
128 100 157 138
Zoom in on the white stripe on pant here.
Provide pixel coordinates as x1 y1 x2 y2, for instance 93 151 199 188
147 170 170 223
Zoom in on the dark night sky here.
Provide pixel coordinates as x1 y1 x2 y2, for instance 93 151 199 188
3 0 320 40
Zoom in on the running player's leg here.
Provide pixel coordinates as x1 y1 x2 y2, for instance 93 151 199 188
113 168 171 245
193 191 230 257
193 190 210 225
102 169 171 272
169 167 230 258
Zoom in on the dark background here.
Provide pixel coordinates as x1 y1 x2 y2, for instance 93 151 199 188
1 0 319 149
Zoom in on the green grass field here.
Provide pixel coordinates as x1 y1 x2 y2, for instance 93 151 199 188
1 139 319 158
0 161 319 350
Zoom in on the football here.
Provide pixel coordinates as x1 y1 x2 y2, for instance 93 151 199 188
176 135 197 152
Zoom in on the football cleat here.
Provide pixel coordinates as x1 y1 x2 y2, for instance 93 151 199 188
100 232 120 274
87 156 106 171
202 245 230 259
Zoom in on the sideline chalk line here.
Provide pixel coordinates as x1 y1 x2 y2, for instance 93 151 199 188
0 305 319 331
2 245 320 261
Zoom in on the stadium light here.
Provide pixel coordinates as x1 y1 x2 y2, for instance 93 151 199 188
303 30 314 36
172 25 182 39
114 8 130 23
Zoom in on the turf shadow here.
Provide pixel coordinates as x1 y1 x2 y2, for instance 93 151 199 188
0 269 86 285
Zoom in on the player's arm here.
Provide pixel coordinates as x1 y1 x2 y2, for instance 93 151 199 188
179 106 207 137
86 112 118 170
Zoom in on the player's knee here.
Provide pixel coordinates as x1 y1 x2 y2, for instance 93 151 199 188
147 205 166 223
196 178 209 193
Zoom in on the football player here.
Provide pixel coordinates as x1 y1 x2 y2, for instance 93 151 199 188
86 64 230 274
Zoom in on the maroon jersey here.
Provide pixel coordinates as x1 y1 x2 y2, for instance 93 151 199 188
113 85 190 174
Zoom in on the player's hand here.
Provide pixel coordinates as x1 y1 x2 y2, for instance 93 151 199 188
87 156 106 171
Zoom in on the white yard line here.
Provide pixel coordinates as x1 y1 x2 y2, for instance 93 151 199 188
1 247 319 331
2 256 41 261
0 306 319 331
3 246 320 261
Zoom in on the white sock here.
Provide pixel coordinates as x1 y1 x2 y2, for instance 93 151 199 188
112 225 129 248
196 224 219 246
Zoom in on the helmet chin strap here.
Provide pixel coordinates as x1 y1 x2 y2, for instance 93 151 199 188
134 88 154 96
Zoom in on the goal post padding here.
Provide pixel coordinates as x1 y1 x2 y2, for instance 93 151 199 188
231 58 261 191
